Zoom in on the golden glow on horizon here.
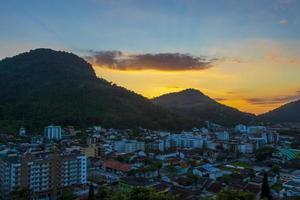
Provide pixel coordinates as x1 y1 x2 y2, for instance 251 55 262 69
91 39 300 115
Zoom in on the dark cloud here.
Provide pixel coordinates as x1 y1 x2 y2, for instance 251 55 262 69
214 97 227 101
246 91 300 105
84 50 216 71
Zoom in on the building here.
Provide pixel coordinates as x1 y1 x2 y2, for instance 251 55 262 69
238 143 255 154
280 170 300 198
247 126 266 134
0 152 21 199
104 159 132 175
216 131 229 141
262 131 279 144
19 127 26 137
80 144 99 158
44 125 62 141
114 140 145 153
168 133 204 149
235 124 247 133
0 151 87 200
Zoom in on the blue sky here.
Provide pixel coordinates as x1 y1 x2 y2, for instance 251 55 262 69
1 0 299 56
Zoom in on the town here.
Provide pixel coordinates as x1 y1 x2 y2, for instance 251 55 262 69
0 122 299 200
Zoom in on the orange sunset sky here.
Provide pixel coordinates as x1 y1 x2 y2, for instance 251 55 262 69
91 39 300 115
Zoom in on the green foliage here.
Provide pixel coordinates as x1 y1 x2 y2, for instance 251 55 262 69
271 183 282 191
12 187 31 200
152 89 254 127
151 161 163 176
260 100 300 123
0 49 194 132
166 165 177 176
128 187 174 200
255 146 276 161
216 190 256 200
96 186 110 199
96 187 174 200
59 190 76 200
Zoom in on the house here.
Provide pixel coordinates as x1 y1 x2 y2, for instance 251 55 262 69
193 164 222 180
103 159 132 175
238 142 255 154
215 131 229 141
280 173 300 198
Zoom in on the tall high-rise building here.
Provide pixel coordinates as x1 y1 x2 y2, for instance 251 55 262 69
44 125 62 141
0 151 87 200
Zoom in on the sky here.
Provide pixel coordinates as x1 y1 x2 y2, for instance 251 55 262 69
1 0 300 114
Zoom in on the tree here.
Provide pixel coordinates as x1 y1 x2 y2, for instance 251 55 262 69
189 173 199 188
88 184 95 200
96 186 110 199
271 165 280 174
12 187 31 200
152 161 163 177
216 190 255 200
59 190 76 200
128 187 174 200
255 146 275 161
166 165 177 177
261 172 272 200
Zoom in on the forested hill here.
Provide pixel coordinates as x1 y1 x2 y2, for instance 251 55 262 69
0 49 193 132
152 89 255 126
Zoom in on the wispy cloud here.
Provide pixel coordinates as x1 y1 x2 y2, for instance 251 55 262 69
278 19 289 25
245 91 300 105
84 50 216 71
214 97 227 101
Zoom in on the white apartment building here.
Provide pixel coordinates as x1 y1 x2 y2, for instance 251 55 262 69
235 124 247 133
114 140 145 153
215 131 229 141
238 143 255 154
44 125 62 140
0 151 87 200
168 133 204 149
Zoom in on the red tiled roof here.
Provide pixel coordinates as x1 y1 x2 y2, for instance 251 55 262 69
104 160 131 172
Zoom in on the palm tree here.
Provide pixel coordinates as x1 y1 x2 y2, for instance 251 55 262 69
12 187 31 200
88 184 95 200
167 165 177 177
261 172 272 200
152 161 163 177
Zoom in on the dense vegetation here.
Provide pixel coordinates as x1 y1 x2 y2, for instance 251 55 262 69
259 100 300 123
60 186 257 200
152 89 255 126
0 49 193 132
255 146 276 161
94 187 174 200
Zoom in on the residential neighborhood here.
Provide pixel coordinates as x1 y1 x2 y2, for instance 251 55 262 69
1 122 299 199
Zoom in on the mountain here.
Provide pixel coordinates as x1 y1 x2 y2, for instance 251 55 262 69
0 48 191 132
152 89 255 126
259 100 300 123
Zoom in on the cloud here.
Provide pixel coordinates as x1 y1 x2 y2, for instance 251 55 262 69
84 50 216 71
245 91 300 105
214 97 227 101
278 19 289 25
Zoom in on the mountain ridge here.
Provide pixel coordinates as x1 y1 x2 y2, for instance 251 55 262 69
1 48 299 132
258 99 300 123
152 88 255 126
0 48 194 132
